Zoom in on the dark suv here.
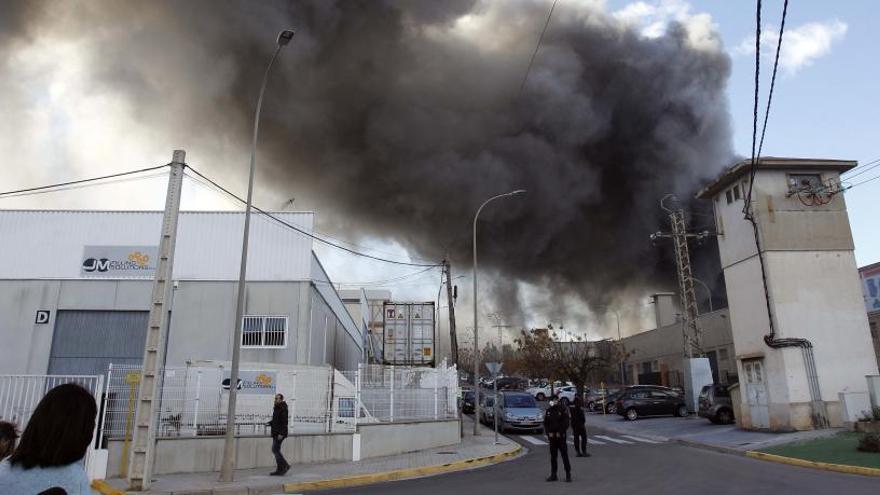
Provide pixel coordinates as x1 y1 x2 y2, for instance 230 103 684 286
615 386 688 421
698 384 735 424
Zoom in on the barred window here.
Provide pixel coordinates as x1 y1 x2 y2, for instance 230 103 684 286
241 316 288 348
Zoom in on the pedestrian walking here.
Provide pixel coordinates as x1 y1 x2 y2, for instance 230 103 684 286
543 398 571 482
266 393 290 476
570 396 591 457
0 383 97 494
0 421 18 461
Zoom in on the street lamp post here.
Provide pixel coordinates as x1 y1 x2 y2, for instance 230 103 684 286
472 190 525 435
220 29 294 483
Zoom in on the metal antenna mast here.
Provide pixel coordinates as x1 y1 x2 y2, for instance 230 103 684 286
651 194 710 358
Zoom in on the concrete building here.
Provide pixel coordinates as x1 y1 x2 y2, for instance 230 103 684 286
621 293 736 388
0 210 363 377
697 157 879 430
858 262 880 370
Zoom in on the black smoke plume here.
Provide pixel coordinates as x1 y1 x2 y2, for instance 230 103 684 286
1 0 732 319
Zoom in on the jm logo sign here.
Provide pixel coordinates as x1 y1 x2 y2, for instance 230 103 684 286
35 310 51 324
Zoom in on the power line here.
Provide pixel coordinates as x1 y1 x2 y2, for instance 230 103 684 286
184 165 442 268
743 0 763 217
843 157 880 180
845 172 880 191
519 0 559 96
0 164 170 198
315 266 439 287
0 171 170 200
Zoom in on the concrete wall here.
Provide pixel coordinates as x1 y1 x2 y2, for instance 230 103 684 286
104 419 461 477
358 419 460 459
711 166 879 430
106 433 353 477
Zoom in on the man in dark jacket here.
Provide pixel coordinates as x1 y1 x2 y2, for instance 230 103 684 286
267 394 290 475
570 396 590 457
543 398 572 482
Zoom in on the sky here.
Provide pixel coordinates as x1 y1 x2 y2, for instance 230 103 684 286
1 0 878 344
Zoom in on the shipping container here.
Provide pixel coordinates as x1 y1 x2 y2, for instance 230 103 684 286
382 302 435 366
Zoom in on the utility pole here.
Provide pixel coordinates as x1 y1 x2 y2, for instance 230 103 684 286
650 194 710 359
443 259 459 367
128 150 185 491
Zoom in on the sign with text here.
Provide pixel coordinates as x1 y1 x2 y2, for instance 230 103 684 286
221 370 277 395
81 245 158 278
34 310 50 324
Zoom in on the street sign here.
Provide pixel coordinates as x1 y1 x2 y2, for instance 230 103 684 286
485 362 503 377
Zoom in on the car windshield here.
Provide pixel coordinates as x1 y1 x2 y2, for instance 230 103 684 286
504 394 537 408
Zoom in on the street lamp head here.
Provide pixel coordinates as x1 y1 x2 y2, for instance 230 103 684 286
277 29 295 46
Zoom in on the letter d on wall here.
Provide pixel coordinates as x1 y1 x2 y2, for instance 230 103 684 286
35 310 50 324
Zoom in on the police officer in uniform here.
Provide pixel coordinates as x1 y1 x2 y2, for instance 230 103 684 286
543 397 572 482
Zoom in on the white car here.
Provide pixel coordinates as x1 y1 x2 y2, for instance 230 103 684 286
527 383 577 403
526 385 553 401
553 385 578 405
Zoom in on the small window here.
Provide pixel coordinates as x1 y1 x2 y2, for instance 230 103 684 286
241 315 288 348
725 189 733 204
733 185 741 200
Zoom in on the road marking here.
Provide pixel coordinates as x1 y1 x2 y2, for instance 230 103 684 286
587 438 606 445
594 435 633 444
521 435 548 445
623 435 661 444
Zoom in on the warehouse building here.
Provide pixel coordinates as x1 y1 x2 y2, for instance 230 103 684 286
0 209 363 377
620 293 737 388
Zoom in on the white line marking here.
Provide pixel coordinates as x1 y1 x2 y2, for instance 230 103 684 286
587 438 606 445
594 435 633 444
623 435 661 444
521 435 548 445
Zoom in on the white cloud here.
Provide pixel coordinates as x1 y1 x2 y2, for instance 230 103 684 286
612 0 720 51
736 20 848 74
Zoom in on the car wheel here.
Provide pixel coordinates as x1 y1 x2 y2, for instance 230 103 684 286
536 393 546 401
560 397 570 407
587 401 595 411
607 404 617 414
625 408 639 421
676 405 689 417
717 409 733 425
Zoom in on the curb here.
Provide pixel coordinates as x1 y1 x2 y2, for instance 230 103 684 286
745 451 880 477
92 479 126 495
282 443 523 493
674 438 746 456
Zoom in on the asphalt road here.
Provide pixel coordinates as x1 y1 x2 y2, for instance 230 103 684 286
312 422 880 495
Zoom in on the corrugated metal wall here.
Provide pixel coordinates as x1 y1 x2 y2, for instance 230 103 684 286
0 210 314 280
48 310 148 376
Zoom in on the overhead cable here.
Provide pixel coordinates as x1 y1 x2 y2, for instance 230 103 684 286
0 164 170 198
184 165 443 268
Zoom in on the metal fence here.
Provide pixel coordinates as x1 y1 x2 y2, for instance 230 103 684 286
0 374 104 478
101 361 458 440
354 362 458 423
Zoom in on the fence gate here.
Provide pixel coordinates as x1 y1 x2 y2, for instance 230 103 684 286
0 374 105 479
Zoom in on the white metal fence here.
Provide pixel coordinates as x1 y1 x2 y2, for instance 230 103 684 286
100 361 458 440
0 374 104 478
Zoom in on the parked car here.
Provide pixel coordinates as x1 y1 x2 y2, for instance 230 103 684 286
615 387 688 421
494 377 528 391
462 390 476 414
586 388 620 411
698 384 735 424
526 383 553 401
552 385 579 406
479 394 496 425
496 391 544 433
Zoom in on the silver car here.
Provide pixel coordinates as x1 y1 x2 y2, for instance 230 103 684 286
497 392 544 433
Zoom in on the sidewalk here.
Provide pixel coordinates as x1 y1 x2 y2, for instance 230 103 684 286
99 418 521 495
585 411 842 453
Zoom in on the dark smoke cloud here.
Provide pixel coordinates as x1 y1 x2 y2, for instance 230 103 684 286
3 0 732 319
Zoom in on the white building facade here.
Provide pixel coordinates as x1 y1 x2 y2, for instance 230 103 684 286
0 210 363 377
697 157 879 430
